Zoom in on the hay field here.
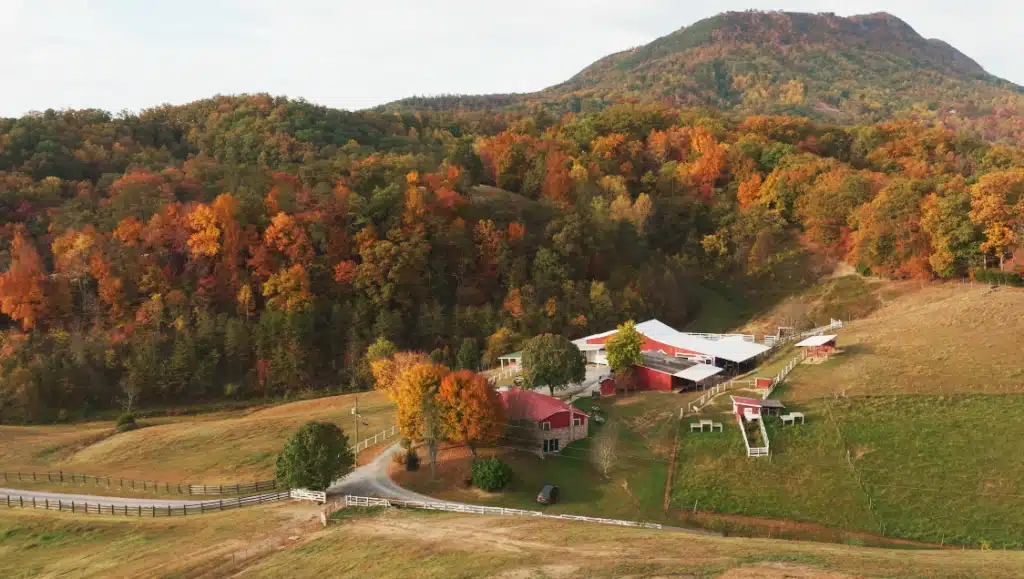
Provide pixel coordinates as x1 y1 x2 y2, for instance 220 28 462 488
785 284 1024 400
2 507 1024 579
0 391 395 483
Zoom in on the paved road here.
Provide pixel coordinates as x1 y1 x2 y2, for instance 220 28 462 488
0 487 228 507
328 442 439 502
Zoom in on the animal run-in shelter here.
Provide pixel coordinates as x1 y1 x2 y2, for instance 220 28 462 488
731 396 764 421
794 334 838 358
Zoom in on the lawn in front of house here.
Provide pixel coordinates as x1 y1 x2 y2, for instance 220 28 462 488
672 395 1024 547
393 391 680 522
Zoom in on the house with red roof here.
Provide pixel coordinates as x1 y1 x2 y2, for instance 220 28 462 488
499 388 589 453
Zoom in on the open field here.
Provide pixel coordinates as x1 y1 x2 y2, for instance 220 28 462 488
674 395 1024 547
785 284 1024 400
3 507 1024 578
393 392 681 522
0 391 395 484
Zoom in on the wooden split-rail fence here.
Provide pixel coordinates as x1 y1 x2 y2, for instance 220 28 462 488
324 495 664 530
0 490 293 517
0 471 277 496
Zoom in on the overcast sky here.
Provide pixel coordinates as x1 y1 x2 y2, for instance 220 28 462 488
1 0 1021 117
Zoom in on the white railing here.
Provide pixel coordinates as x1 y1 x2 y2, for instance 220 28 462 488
337 495 663 530
761 349 809 400
290 488 327 503
678 332 756 343
766 319 843 348
350 425 399 454
488 365 522 384
736 412 769 457
684 378 755 416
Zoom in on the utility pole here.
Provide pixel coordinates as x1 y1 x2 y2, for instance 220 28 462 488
352 397 360 450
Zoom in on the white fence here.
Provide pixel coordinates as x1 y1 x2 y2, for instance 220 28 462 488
684 378 755 416
679 332 756 343
350 425 399 454
488 365 522 384
289 488 327 504
761 349 809 400
736 412 770 457
765 318 843 348
332 495 663 530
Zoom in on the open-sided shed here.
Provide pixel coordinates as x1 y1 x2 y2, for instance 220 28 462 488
795 334 838 358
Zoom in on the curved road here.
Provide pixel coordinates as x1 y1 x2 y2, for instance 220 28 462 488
328 442 440 502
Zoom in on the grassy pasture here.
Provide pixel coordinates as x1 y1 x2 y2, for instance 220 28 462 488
0 391 395 484
4 506 1024 578
393 392 680 522
786 284 1024 400
673 395 1024 547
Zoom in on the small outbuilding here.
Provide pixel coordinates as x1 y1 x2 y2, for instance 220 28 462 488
498 351 522 369
794 334 838 358
731 396 764 421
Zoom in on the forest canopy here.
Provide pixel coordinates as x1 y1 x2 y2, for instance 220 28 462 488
0 94 1022 422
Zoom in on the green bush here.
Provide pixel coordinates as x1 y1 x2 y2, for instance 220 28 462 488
276 421 354 491
115 413 138 432
404 449 420 471
970 269 1023 286
471 457 512 491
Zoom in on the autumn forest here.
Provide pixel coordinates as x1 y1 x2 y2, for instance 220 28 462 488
0 85 1022 424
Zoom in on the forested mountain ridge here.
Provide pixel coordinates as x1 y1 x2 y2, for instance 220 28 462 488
385 11 1024 146
1 93 1023 423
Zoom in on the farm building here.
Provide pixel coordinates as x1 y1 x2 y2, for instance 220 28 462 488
497 351 522 368
794 334 838 358
499 388 589 454
634 351 725 392
731 396 764 421
575 319 770 371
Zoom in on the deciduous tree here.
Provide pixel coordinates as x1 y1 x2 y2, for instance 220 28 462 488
521 334 585 397
437 370 506 458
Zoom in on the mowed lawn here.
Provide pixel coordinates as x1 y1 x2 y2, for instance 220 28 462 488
785 284 1024 400
0 391 395 483
393 392 682 522
673 395 1024 547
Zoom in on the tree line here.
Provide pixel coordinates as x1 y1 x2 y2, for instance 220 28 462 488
0 95 1022 422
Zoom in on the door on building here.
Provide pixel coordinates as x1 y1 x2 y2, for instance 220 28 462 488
543 439 560 453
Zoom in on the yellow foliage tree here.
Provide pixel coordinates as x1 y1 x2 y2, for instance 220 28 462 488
371 351 429 400
394 363 449 439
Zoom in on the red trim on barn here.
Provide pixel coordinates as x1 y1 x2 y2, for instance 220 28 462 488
586 333 703 359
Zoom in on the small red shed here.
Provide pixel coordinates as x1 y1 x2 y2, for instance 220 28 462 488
731 396 763 420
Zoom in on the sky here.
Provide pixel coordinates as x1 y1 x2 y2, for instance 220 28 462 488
1 0 1021 117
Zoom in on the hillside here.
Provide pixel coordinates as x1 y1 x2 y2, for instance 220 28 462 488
3 507 1024 578
387 11 1024 146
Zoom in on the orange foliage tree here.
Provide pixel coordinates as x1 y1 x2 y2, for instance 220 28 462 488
0 229 48 329
437 370 506 458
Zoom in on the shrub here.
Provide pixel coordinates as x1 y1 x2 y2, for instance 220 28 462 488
115 413 138 432
970 269 1023 286
276 421 354 491
471 457 512 491
404 449 420 471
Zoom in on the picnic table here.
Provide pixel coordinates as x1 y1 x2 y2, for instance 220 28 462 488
780 412 806 425
689 419 722 433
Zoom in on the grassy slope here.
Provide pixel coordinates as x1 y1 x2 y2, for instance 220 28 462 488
3 507 1024 579
0 391 395 483
393 392 683 522
786 284 1024 399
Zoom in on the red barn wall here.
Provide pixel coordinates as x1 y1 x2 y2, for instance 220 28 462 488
544 410 588 429
587 333 704 359
633 366 673 392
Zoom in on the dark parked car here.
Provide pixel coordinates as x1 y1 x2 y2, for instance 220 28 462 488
537 484 560 504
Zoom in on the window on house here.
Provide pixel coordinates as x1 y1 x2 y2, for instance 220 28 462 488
573 417 582 427
543 439 560 452
541 421 551 431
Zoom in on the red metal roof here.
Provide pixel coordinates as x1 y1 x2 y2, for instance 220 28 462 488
500 389 588 422
731 396 763 407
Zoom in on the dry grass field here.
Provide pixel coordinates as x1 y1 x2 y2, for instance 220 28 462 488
2 506 1024 579
0 391 395 483
785 283 1024 401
